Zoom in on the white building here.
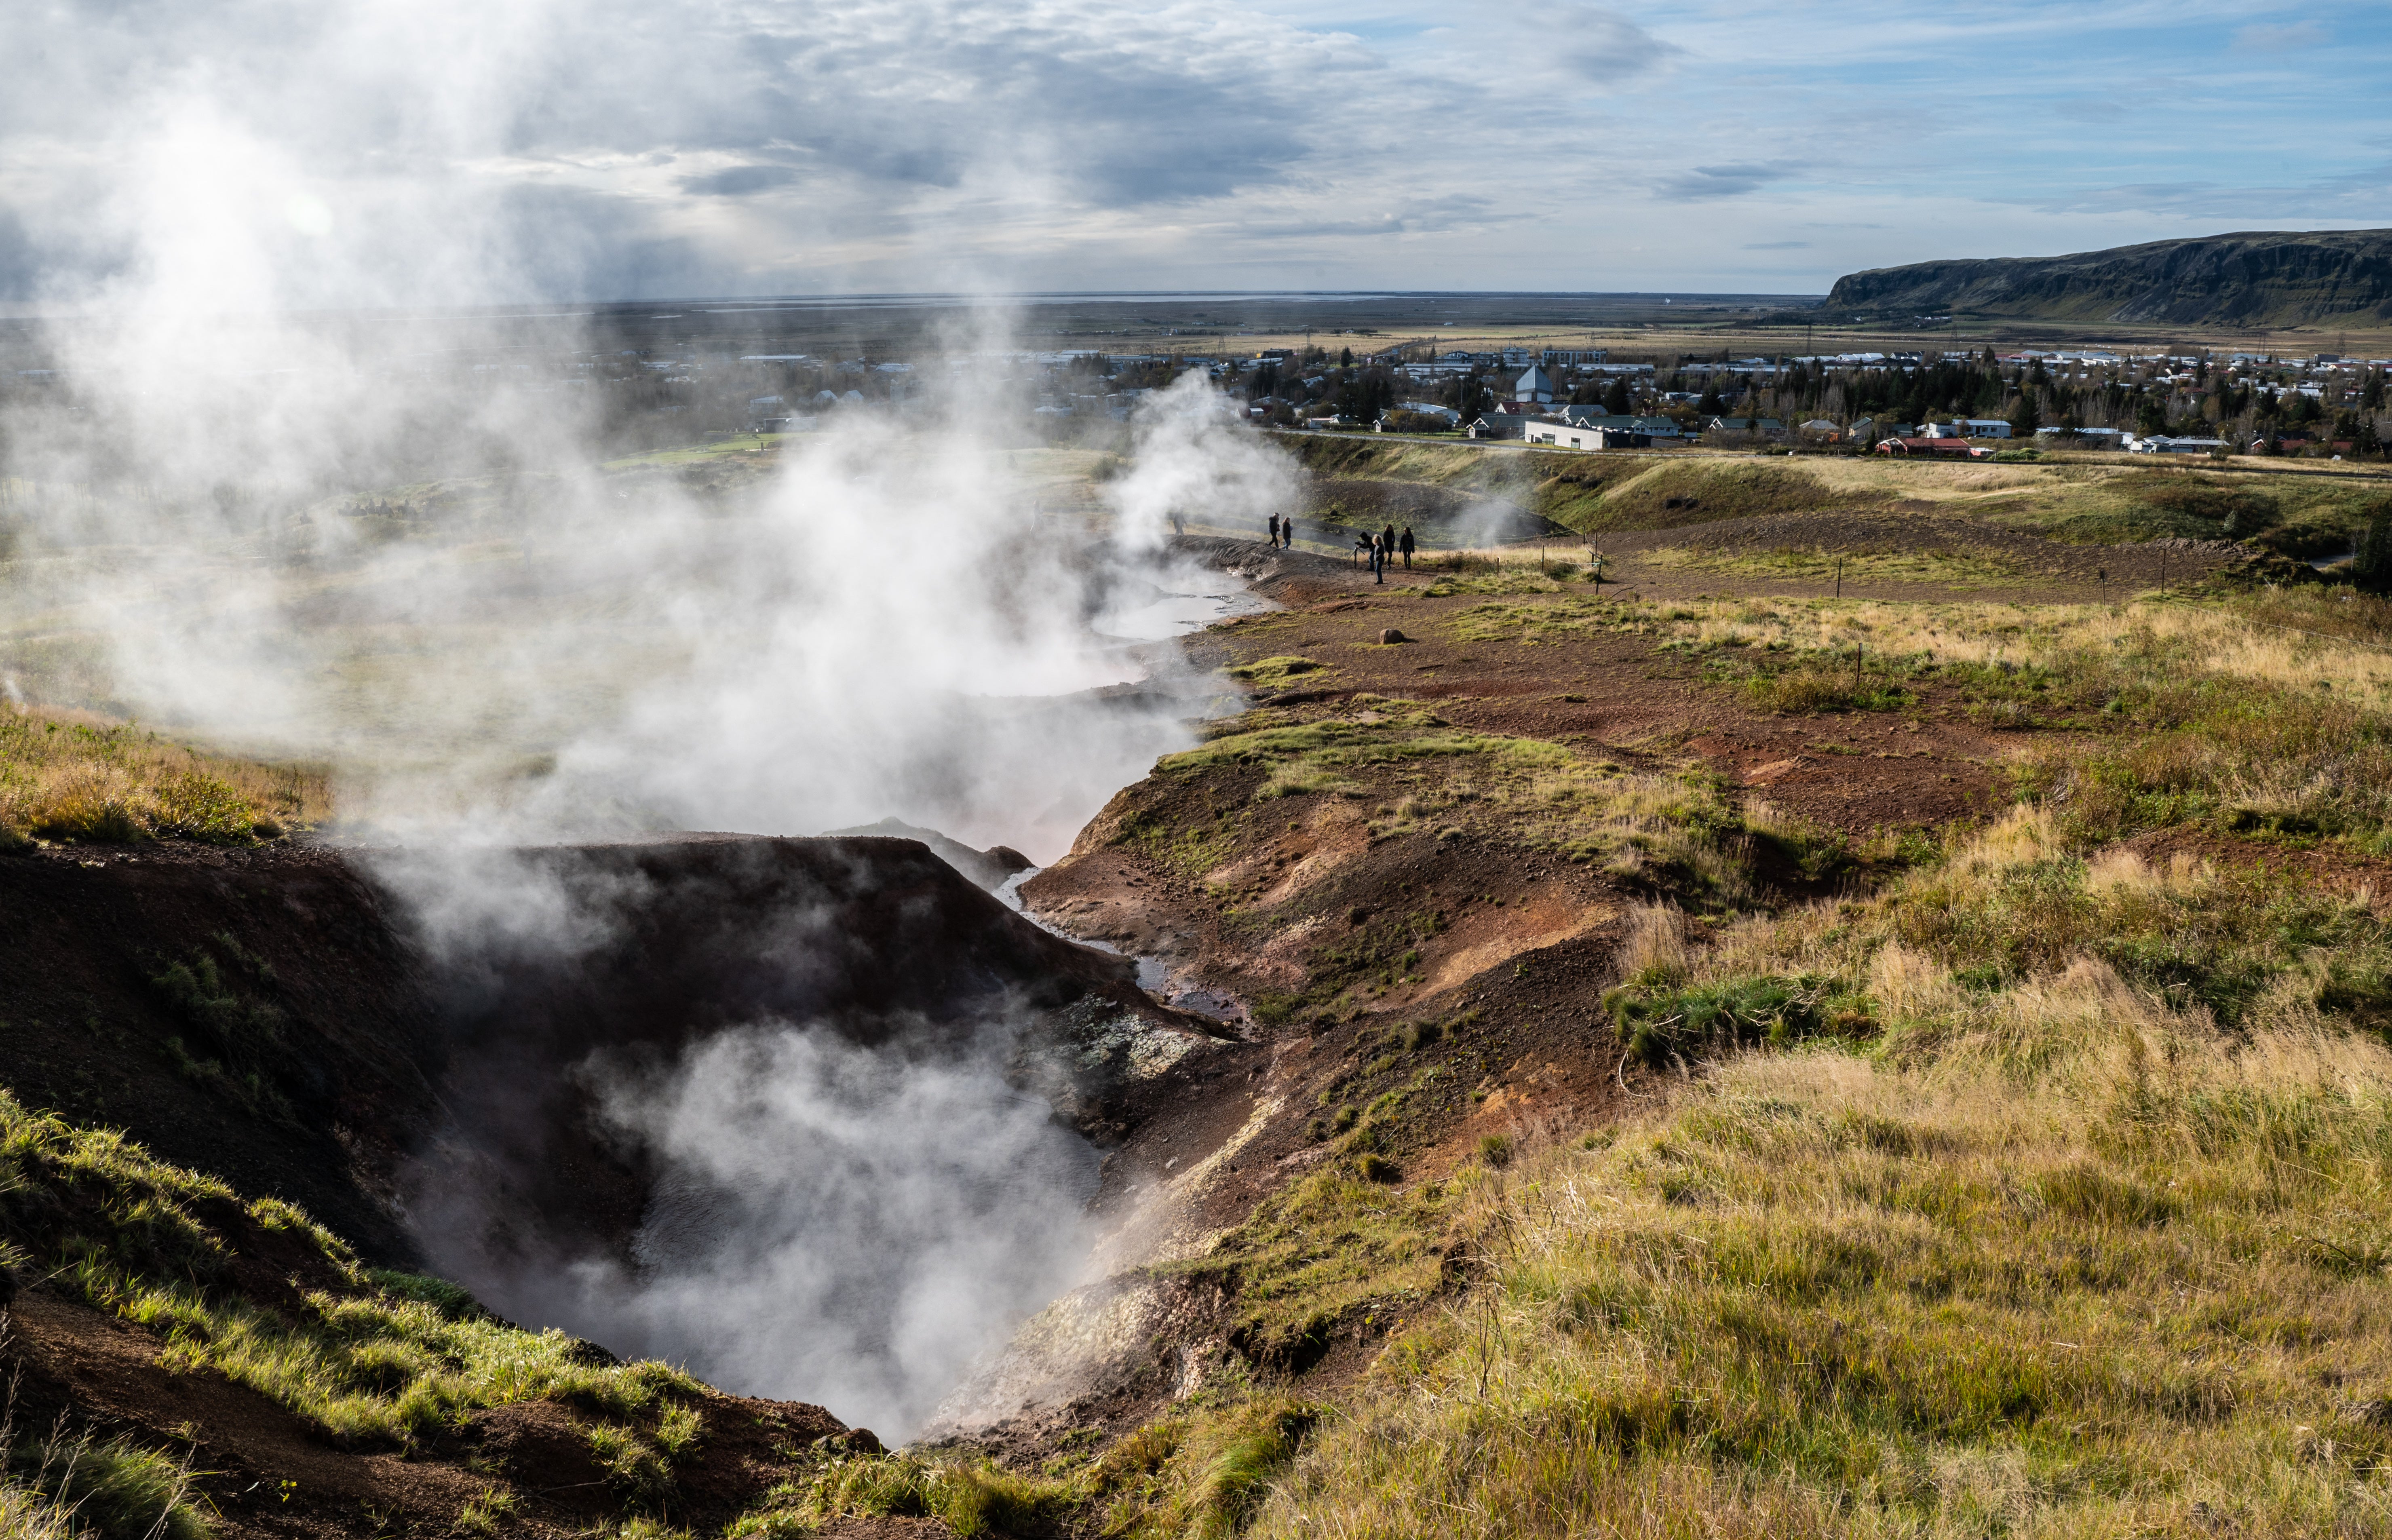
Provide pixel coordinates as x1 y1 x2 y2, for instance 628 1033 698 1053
1524 419 1649 449
1514 364 1556 404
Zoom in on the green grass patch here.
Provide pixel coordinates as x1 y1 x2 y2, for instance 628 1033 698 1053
1225 656 1330 689
0 1088 705 1460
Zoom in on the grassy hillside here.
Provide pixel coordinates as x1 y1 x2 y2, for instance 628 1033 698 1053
1283 432 2392 551
1823 228 2392 327
0 1085 820 1540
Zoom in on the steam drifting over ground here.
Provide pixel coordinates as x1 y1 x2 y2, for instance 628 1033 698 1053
500 1019 1099 1438
0 5 1301 1431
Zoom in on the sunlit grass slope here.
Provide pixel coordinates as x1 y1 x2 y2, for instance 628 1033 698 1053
0 706 328 845
0 1088 707 1488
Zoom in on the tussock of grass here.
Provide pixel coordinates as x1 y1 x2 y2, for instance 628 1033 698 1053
0 1480 80 1540
0 1088 701 1456
1606 974 1875 1068
1224 655 1328 689
0 706 327 845
735 1452 1066 1539
4 1422 209 1540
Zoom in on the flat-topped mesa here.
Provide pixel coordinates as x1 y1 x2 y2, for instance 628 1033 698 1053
1823 227 2392 327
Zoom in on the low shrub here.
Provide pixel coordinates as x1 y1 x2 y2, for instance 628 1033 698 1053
1605 975 1872 1067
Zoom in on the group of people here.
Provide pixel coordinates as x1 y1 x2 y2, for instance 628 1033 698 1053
1261 514 1416 584
1355 523 1414 583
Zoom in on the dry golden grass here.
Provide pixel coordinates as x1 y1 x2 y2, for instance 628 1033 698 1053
1218 791 2392 1536
0 705 329 844
1253 859 2392 1535
1658 592 2392 710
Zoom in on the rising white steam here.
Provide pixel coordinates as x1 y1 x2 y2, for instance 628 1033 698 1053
538 1021 1098 1438
1106 371 1301 549
0 0 1303 1443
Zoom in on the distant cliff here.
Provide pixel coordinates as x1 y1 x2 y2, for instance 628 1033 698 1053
1824 229 2392 327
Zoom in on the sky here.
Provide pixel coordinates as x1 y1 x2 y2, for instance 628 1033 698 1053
4 0 2391 308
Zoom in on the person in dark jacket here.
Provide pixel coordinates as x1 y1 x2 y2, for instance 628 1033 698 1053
1399 525 1416 568
1371 532 1386 584
1267 514 1280 547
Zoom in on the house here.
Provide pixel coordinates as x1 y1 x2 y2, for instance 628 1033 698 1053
1514 363 1556 404
1468 415 1529 441
2129 436 2226 454
1798 419 1841 439
1705 416 1787 440
1922 419 2011 439
1523 419 1650 450
2035 426 2127 446
1398 401 1461 424
1877 437 1991 460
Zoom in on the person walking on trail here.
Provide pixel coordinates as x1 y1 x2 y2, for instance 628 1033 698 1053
1354 532 1371 568
1399 525 1415 569
1372 533 1386 584
1267 514 1280 548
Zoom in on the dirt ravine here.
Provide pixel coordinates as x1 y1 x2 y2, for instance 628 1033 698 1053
0 832 1223 1540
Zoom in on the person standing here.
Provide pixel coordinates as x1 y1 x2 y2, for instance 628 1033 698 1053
1382 523 1397 563
1267 514 1280 547
1372 532 1386 584
1399 525 1415 569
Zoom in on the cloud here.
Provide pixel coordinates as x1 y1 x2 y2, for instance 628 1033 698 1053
1655 161 1805 201
2002 160 2392 221
680 163 800 197
2234 20 2327 51
1505 1 1680 86
1741 239 1810 250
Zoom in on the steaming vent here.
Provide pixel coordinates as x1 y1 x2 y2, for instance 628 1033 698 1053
391 832 1222 1439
